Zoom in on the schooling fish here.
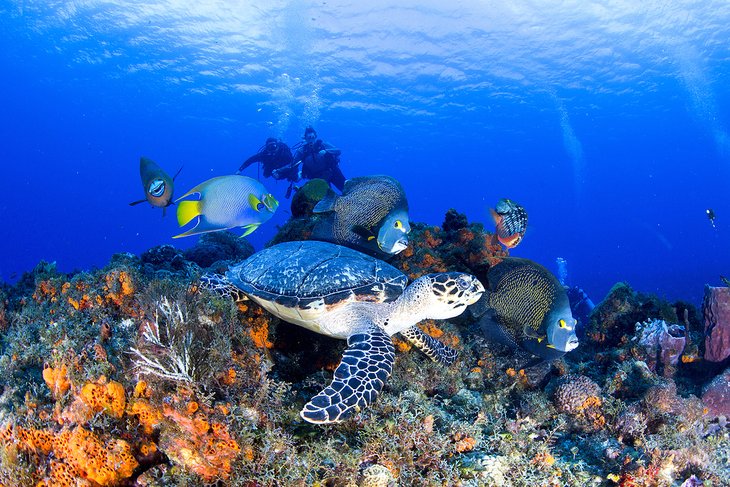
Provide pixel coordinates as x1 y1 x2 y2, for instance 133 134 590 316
489 198 528 248
313 175 411 255
129 156 182 216
174 175 278 239
471 257 579 361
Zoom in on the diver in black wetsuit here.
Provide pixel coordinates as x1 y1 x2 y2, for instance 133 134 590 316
237 137 293 179
273 126 345 192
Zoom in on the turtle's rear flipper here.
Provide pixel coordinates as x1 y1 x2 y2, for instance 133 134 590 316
198 274 248 302
300 324 394 424
401 325 457 365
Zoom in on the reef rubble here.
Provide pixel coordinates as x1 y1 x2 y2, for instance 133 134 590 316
0 208 728 486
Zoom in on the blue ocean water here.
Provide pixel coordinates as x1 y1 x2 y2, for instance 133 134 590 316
1 1 728 307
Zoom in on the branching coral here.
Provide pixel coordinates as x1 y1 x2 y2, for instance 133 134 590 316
130 297 197 384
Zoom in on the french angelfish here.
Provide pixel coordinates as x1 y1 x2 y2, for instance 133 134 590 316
313 175 411 255
489 198 528 248
471 257 579 361
174 175 278 239
129 156 182 216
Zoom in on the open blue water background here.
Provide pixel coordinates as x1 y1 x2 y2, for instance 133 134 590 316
1 1 728 307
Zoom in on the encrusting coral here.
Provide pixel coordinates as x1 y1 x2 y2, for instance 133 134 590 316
2 424 138 486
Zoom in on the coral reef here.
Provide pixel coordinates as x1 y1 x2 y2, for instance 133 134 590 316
389 210 506 285
585 282 680 349
0 209 728 486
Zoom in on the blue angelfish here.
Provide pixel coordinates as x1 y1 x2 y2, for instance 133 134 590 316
174 175 278 239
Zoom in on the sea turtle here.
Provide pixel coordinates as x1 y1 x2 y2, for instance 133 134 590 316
200 240 484 424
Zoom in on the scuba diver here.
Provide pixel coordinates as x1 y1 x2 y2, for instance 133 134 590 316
273 126 345 194
237 137 293 179
555 257 595 338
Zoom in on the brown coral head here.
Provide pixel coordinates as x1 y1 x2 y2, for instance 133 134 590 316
552 374 602 414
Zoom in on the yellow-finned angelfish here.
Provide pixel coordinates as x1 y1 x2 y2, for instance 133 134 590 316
174 175 278 239
312 175 411 255
129 156 182 216
471 257 579 362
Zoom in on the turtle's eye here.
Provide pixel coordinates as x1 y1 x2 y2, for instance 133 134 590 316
394 220 402 230
456 275 471 290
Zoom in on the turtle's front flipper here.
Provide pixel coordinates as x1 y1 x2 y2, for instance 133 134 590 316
401 325 457 365
300 324 394 424
198 273 248 302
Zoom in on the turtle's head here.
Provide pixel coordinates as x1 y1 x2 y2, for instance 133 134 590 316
197 273 249 303
416 272 485 320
